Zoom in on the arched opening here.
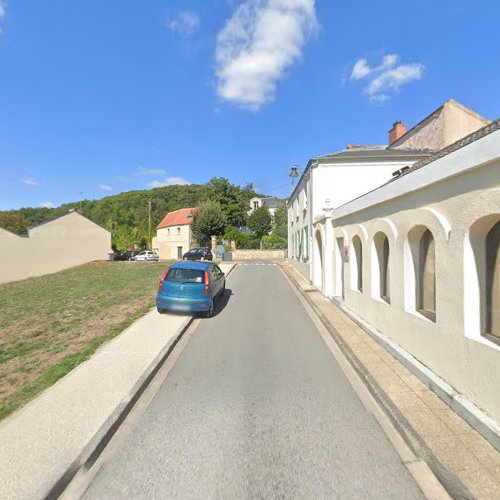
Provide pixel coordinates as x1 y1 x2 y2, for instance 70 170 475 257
313 230 324 291
373 232 390 303
335 236 345 299
417 229 436 321
486 221 500 340
351 235 363 292
405 225 437 321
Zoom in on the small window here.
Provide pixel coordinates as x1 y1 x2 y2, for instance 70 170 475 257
417 230 436 321
177 227 181 235
253 201 259 209
167 228 170 236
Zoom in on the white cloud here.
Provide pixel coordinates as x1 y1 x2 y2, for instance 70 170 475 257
21 178 40 186
137 166 167 176
147 177 191 188
0 1 5 33
167 11 200 36
351 59 371 80
40 202 55 209
350 53 424 102
99 184 112 191
215 0 318 110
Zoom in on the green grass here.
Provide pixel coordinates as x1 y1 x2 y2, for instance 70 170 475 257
0 261 171 420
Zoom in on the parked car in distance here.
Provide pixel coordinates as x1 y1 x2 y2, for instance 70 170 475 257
111 251 126 261
182 247 213 261
122 250 141 261
133 251 159 261
156 261 225 317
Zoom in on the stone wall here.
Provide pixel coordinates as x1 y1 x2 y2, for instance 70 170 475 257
233 249 286 260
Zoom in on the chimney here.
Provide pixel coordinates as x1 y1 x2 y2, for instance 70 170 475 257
346 144 353 150
389 120 407 145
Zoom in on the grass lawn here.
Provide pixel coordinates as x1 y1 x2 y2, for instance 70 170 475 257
0 260 171 420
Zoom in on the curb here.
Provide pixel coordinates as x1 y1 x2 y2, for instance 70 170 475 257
280 264 476 499
46 263 238 500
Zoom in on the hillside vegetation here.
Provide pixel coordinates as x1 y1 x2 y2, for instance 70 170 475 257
0 178 262 250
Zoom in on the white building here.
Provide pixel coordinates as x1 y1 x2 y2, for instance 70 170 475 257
288 100 500 425
248 196 282 218
288 99 491 283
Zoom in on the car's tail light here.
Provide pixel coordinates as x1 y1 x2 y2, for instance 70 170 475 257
159 267 169 292
204 271 210 295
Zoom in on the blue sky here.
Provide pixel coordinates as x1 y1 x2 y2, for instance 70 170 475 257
0 0 498 210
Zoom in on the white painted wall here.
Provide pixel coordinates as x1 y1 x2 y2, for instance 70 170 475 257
0 212 112 284
315 129 500 422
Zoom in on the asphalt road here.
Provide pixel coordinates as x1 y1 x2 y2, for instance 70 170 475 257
82 262 424 499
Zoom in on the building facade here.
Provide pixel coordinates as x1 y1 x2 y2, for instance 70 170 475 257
289 99 492 284
310 121 500 423
248 196 282 218
0 210 112 284
152 208 197 260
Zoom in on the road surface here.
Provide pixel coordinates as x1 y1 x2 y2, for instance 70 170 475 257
82 262 424 499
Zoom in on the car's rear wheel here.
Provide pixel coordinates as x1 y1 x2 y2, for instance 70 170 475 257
205 300 214 318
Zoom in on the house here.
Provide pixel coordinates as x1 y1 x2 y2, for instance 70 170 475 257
248 196 282 218
288 99 492 280
0 209 112 284
152 208 197 260
288 100 500 424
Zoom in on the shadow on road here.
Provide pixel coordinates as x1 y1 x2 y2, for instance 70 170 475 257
211 288 233 317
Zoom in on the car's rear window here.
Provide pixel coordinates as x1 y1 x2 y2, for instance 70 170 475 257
166 268 205 283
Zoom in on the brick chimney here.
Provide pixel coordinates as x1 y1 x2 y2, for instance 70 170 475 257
389 120 407 145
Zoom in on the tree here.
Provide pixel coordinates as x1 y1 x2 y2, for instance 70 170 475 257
203 177 256 227
248 206 272 239
0 213 31 234
273 203 287 240
191 201 227 246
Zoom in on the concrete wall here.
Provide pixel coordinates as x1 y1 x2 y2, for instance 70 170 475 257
312 128 500 422
233 249 285 260
0 212 112 284
153 224 194 260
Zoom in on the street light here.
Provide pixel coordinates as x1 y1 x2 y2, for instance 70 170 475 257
289 165 299 189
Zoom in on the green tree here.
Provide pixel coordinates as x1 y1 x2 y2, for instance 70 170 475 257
248 206 272 239
0 213 31 235
273 203 287 240
191 201 227 246
203 177 256 227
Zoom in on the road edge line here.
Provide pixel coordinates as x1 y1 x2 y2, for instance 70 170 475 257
279 264 451 500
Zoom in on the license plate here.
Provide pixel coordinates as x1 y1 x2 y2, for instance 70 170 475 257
173 304 190 311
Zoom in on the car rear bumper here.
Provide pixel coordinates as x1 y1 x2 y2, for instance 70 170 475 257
156 293 212 312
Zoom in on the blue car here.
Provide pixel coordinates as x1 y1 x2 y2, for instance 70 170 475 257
156 261 226 317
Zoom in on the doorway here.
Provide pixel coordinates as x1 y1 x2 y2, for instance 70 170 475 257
177 246 183 260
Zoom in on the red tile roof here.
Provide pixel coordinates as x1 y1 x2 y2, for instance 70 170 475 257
157 208 196 229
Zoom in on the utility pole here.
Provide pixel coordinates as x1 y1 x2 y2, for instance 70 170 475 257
148 199 152 250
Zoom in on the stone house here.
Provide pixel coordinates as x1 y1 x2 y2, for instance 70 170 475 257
152 208 197 260
248 196 282 219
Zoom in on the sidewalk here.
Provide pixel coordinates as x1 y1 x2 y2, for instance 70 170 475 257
0 263 235 500
282 263 500 499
